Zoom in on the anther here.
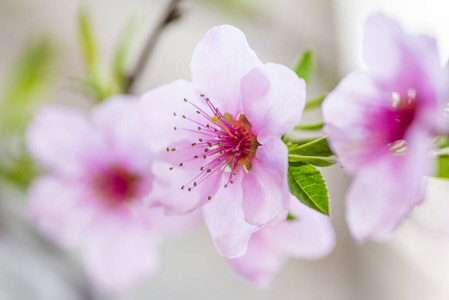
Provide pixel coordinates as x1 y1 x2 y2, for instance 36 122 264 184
181 185 185 190
192 143 196 146
205 148 209 152
207 169 211 173
207 142 213 147
194 155 199 159
200 167 204 171
182 115 186 119
196 111 200 114
200 94 204 97
179 163 183 167
174 127 177 130
194 182 197 186
184 98 188 102
199 138 203 142
173 112 177 116
169 167 174 170
203 155 207 159
171 148 176 151
188 188 192 191
166 147 170 151
198 126 201 130
208 196 212 200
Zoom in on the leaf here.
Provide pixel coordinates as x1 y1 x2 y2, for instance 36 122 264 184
287 162 329 215
0 39 56 134
304 93 327 111
287 137 335 167
0 155 40 190
293 49 314 83
110 19 136 94
78 8 99 75
286 213 297 221
435 156 449 180
295 122 324 131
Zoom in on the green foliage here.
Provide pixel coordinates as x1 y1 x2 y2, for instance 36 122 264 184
304 93 327 112
287 162 329 215
287 137 336 167
0 39 56 134
77 9 135 101
0 154 40 190
295 121 324 131
435 156 449 180
286 213 297 221
293 49 314 83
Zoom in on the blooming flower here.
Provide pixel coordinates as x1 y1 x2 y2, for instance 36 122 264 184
26 96 200 292
228 196 335 287
141 25 306 257
322 14 448 241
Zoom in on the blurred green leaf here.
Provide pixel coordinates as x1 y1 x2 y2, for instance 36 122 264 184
286 213 297 221
0 39 56 134
288 162 329 215
304 93 327 112
295 122 324 131
78 8 99 75
293 49 314 83
110 20 136 95
0 154 40 190
435 156 449 180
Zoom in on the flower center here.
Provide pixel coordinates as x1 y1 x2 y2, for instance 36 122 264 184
169 95 260 199
386 89 417 153
92 165 140 206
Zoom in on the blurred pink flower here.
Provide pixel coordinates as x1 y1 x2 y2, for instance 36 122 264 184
228 196 335 287
322 14 448 241
141 25 306 258
26 96 200 292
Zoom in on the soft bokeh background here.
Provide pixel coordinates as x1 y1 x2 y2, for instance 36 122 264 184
1 0 449 299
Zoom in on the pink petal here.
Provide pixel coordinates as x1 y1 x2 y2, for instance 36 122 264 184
190 25 263 117
84 220 160 292
202 173 259 258
140 80 203 151
262 196 335 259
322 72 388 173
26 106 98 176
91 95 154 174
241 63 306 150
27 176 98 247
346 128 432 241
241 140 290 226
229 234 285 288
229 196 334 287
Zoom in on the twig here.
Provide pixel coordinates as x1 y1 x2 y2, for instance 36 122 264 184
125 0 184 93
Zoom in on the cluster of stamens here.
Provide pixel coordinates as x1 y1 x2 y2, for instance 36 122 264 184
168 95 260 200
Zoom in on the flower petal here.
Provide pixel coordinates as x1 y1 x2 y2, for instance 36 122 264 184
241 63 306 151
190 25 263 116
92 96 154 175
27 176 97 247
262 196 335 259
229 196 334 288
140 80 204 151
84 220 159 292
26 106 97 175
203 173 259 258
346 128 432 241
241 140 290 226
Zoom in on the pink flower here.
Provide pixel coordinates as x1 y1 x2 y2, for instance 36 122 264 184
228 196 335 287
141 25 306 257
26 96 200 292
322 14 448 241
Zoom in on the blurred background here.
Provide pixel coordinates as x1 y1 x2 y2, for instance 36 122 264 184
1 0 449 299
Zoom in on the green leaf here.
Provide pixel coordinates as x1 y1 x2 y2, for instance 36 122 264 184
435 156 449 180
304 94 327 111
0 39 56 133
287 137 335 167
287 162 329 215
0 155 40 190
288 137 333 156
286 213 297 221
295 122 324 131
293 49 314 83
78 8 99 75
110 19 136 94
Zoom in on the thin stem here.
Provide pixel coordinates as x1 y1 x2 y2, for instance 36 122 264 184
125 0 183 93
